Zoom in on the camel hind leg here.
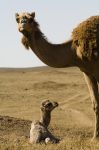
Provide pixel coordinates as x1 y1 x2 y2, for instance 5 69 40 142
45 130 60 143
83 72 99 139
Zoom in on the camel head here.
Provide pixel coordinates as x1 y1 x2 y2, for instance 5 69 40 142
41 100 58 112
15 12 37 34
15 12 40 49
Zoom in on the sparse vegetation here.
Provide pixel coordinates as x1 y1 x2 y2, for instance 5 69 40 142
0 67 99 149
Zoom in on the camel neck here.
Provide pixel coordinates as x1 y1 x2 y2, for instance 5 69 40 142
28 30 77 68
40 111 51 128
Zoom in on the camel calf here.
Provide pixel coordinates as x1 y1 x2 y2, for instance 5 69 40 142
29 100 59 144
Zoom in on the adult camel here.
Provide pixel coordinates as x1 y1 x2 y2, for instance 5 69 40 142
15 12 99 140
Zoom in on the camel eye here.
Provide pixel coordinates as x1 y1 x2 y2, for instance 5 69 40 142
46 103 52 107
16 18 19 23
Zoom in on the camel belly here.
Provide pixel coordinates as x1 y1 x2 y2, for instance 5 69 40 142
91 63 99 82
79 60 99 82
93 73 99 82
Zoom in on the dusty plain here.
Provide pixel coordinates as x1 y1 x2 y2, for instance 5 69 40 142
0 66 99 150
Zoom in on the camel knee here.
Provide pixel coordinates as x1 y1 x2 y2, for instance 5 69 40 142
92 103 99 114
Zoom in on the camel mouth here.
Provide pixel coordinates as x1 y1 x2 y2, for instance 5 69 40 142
19 27 25 32
53 101 58 106
18 24 28 32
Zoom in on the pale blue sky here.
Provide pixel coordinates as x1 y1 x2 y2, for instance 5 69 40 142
0 0 99 67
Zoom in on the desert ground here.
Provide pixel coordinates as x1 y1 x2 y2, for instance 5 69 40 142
0 66 99 150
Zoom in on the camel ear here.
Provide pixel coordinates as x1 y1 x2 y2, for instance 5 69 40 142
15 13 19 23
15 13 19 19
41 101 45 107
30 12 35 18
41 100 50 106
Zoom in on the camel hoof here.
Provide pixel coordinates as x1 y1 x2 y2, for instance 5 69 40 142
45 137 51 144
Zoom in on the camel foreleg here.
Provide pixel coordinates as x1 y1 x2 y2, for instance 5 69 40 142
83 72 99 139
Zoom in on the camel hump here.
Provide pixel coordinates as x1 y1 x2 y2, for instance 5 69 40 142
72 16 99 61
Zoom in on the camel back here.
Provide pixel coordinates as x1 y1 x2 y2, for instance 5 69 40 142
72 16 99 61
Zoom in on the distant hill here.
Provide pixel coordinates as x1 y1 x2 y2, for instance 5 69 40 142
0 66 50 72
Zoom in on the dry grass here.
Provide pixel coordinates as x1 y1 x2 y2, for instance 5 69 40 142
0 66 99 150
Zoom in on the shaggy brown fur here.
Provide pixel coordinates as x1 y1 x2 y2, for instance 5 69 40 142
21 36 29 49
72 16 99 61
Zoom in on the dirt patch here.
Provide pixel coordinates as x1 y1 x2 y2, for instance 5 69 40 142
0 115 31 144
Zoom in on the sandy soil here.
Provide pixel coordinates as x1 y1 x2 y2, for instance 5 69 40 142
0 66 98 149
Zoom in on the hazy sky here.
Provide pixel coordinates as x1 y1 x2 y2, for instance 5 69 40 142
1 0 99 68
